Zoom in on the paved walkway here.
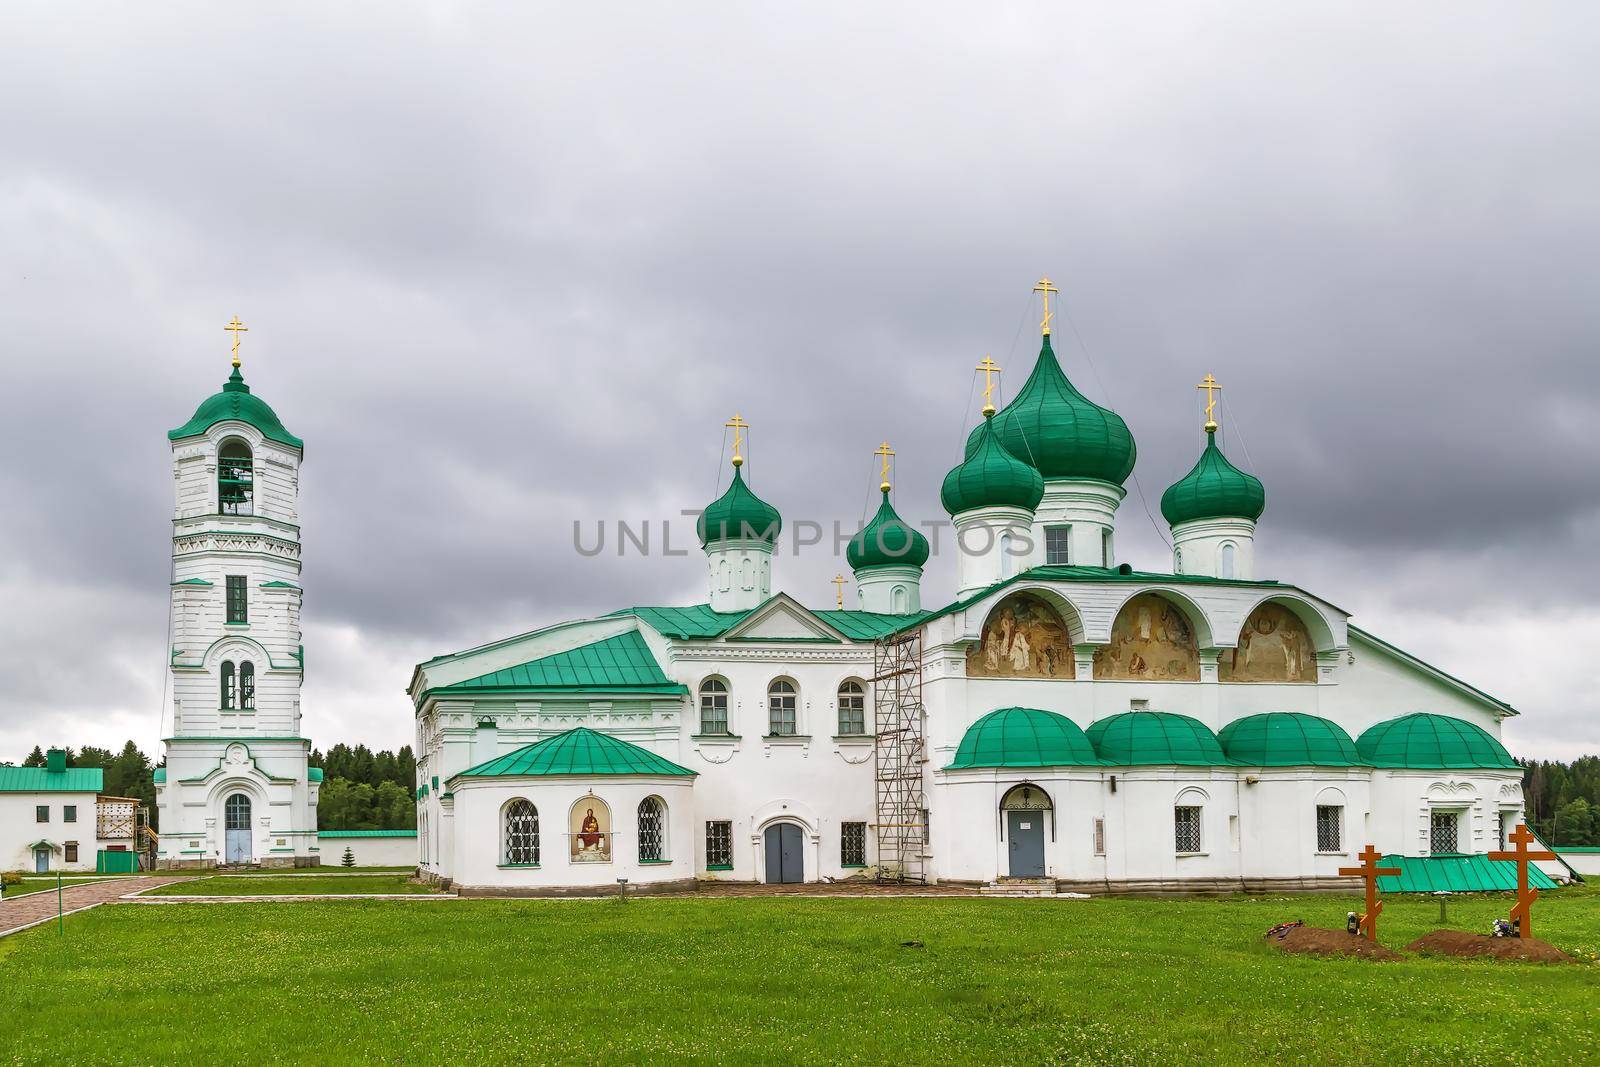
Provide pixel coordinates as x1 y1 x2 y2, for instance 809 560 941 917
0 877 187 937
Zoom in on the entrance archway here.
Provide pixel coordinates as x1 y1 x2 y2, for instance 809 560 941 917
1001 784 1053 878
224 793 253 864
763 823 804 884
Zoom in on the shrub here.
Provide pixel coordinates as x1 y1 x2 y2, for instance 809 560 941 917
341 847 355 868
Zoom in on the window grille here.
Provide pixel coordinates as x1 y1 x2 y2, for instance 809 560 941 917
226 575 248 624
1429 810 1459 854
221 660 236 709
225 793 251 832
1497 811 1509 849
837 680 865 735
699 679 729 734
1045 525 1072 565
239 662 255 709
64 805 77 824
1093 817 1106 856
1316 805 1342 853
505 799 540 865
706 820 733 868
218 442 254 516
638 797 665 862
768 679 797 736
841 821 867 866
1174 806 1202 854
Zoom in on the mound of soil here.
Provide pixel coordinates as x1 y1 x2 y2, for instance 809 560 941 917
1267 925 1401 960
1405 930 1572 963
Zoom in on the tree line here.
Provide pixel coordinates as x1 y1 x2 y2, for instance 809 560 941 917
1523 756 1600 846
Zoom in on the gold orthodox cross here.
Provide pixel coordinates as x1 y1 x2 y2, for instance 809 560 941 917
832 574 847 609
1489 823 1557 939
225 316 249 368
976 355 1001 416
875 440 895 492
1197 374 1221 432
1338 844 1401 941
725 413 749 467
1033 276 1059 336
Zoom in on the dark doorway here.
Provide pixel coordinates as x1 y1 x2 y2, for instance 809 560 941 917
763 823 804 883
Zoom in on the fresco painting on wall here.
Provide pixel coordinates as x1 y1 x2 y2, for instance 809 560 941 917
569 796 612 861
1093 593 1201 680
1219 602 1316 683
966 593 1075 679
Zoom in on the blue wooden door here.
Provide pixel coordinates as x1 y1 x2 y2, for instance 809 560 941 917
1007 811 1046 877
34 848 48 873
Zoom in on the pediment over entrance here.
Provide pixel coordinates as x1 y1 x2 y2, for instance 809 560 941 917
720 595 843 642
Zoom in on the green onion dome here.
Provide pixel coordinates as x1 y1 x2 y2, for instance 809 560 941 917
942 415 1046 516
847 488 930 571
1355 713 1519 770
1218 712 1362 767
697 464 782 547
967 335 1137 484
945 707 1101 769
1160 429 1265 526
169 367 303 449
1087 711 1229 766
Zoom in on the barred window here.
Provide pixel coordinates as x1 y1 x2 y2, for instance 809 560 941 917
699 678 729 735
239 662 256 710
837 680 865 736
1093 817 1106 856
1045 525 1071 565
1429 810 1459 855
768 679 797 736
505 799 540 865
706 820 733 869
226 575 248 624
638 796 666 862
1497 810 1509 849
221 660 236 709
1316 805 1343 853
1174 805 1202 854
841 821 867 866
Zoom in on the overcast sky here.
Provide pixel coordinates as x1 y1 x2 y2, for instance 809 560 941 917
2 4 1596 762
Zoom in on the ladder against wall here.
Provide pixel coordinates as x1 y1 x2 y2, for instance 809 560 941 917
872 629 927 885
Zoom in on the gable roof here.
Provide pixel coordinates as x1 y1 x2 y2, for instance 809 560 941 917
430 630 687 698
452 727 695 780
614 601 925 643
0 766 104 793
1349 626 1517 718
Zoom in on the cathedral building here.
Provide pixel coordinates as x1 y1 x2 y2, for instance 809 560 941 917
411 282 1528 894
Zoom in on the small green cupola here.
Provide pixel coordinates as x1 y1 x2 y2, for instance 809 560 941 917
699 416 782 612
169 364 303 450
848 489 929 571
941 414 1045 517
697 464 782 547
1160 428 1265 527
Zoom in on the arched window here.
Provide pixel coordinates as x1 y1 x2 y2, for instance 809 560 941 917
1174 547 1184 574
1174 790 1205 855
1000 532 1015 577
717 559 731 591
892 586 908 613
218 439 254 516
239 662 255 710
504 799 539 865
1220 543 1236 580
225 792 251 830
740 557 754 590
699 678 729 735
768 679 797 736
837 680 866 736
638 796 666 862
220 660 236 709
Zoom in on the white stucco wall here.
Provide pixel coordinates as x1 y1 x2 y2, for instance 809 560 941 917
2 793 110 873
316 834 417 868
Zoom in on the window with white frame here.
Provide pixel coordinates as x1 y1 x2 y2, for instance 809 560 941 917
504 799 540 865
638 796 666 862
1045 525 1071 565
1093 817 1106 856
768 679 798 736
1174 805 1203 854
837 680 865 735
1429 810 1459 854
1316 805 1343 853
706 820 733 869
699 678 729 735
841 821 867 867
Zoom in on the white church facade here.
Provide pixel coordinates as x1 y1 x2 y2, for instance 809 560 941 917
408 287 1529 895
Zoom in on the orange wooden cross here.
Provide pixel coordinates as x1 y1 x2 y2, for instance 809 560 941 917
1339 844 1401 941
1488 823 1556 939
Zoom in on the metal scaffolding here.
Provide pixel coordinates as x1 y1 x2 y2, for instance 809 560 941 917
872 628 927 884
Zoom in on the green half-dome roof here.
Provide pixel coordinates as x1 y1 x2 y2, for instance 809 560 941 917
848 488 930 571
452 727 695 780
1355 713 1518 770
1160 429 1265 526
942 416 1045 516
1218 712 1362 767
945 707 1101 769
698 464 782 547
169 367 303 449
1087 711 1229 766
968 335 1136 484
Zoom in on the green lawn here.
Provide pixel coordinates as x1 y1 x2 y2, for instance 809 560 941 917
144 874 438 896
1 890 1596 1064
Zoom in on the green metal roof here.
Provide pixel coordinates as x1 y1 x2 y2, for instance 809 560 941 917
847 488 930 570
1355 713 1519 770
153 768 166 784
945 707 1101 769
0 766 104 793
970 334 1137 484
308 768 324 783
698 463 781 546
1557 846 1600 854
1376 854 1558 893
1087 711 1229 767
435 630 688 696
169 366 303 449
1218 712 1362 767
614 603 927 643
1160 429 1266 526
942 414 1046 516
452 727 695 781
316 829 416 838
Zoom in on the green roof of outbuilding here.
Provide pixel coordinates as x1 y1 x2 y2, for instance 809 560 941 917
698 465 781 546
317 829 416 838
1218 712 1363 767
1087 711 1229 767
1376 853 1557 894
452 727 695 780
1160 429 1265 526
0 766 104 793
945 707 1101 769
435 630 687 696
848 489 930 570
1355 713 1519 770
308 768 324 782
971 334 1137 484
153 768 166 784
169 367 303 449
943 415 1046 515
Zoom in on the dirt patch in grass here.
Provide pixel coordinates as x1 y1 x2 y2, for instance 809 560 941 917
1405 930 1573 963
1267 925 1401 960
